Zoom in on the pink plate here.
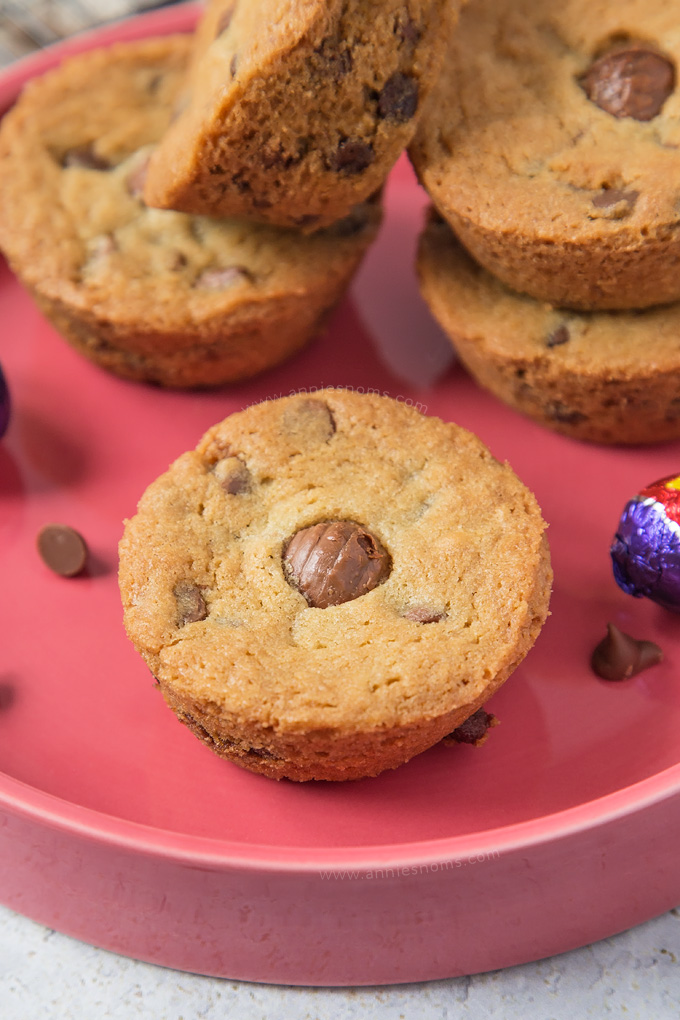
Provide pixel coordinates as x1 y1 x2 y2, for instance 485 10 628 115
1 4 679 986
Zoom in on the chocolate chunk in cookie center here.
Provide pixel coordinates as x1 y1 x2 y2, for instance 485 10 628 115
580 45 675 122
283 520 391 608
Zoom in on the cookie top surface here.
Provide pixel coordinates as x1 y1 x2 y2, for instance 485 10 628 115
119 390 550 735
418 216 680 378
410 0 680 245
0 36 380 333
143 0 458 229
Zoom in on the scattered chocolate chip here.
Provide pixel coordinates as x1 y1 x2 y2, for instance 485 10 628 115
378 72 419 121
329 139 375 175
546 325 570 348
282 398 335 443
126 157 150 198
214 455 251 494
230 53 239 78
37 523 88 577
591 622 663 681
283 520 392 609
446 709 498 747
174 582 208 626
580 46 675 121
403 606 448 623
215 2 237 36
62 146 110 170
548 403 588 425
0 362 11 438
194 266 252 289
209 164 225 175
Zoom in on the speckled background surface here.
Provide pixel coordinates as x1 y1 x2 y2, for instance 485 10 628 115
0 904 679 1018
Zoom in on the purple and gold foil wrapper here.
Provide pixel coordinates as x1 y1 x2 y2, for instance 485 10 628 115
611 473 680 613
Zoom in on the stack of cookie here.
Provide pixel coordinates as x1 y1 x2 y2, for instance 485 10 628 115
0 0 459 387
411 0 680 444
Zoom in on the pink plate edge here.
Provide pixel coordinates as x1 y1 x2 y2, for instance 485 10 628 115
1 0 680 878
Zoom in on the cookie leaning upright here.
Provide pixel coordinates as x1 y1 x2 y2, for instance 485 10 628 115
409 0 680 310
143 0 460 231
119 389 552 782
0 37 380 387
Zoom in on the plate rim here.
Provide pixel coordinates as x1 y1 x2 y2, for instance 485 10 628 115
2 0 680 876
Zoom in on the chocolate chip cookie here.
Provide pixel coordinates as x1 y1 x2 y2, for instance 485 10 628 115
409 0 680 310
0 36 380 387
143 0 459 231
418 214 680 444
119 389 552 782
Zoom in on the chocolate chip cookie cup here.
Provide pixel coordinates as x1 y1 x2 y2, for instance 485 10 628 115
143 0 459 231
0 37 380 388
418 215 680 445
119 389 552 782
409 0 680 311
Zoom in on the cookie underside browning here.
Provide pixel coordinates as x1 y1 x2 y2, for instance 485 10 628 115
119 390 552 781
143 0 459 230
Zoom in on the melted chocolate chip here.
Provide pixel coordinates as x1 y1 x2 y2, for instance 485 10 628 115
546 325 570 348
403 606 448 623
282 398 335 443
448 709 497 747
194 266 252 289
174 582 208 626
283 521 392 609
591 623 663 681
329 139 375 175
580 46 675 121
62 145 110 170
37 524 88 577
214 456 251 494
592 187 639 210
378 73 419 122
215 2 237 36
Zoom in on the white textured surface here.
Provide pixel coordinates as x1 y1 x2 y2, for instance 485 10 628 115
1 903 678 1018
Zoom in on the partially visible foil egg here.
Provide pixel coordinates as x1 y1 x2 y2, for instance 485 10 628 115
0 363 9 439
611 473 680 612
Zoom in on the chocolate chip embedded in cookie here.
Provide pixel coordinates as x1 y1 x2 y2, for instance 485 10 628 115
409 0 680 310
119 389 551 781
417 215 680 444
0 36 381 387
143 0 461 230
283 521 392 608
580 45 675 122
